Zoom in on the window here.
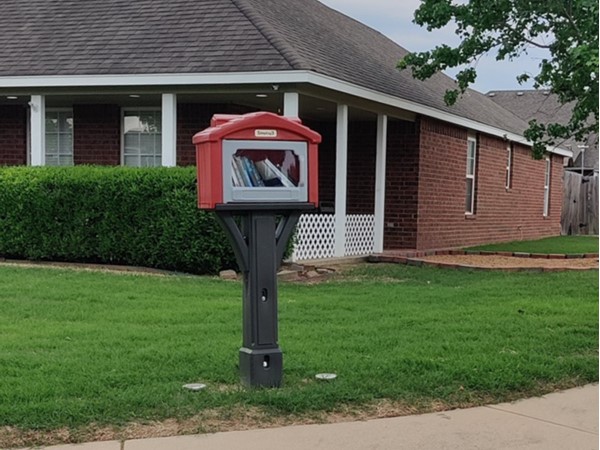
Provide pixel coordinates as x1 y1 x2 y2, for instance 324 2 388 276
45 109 73 166
505 143 513 189
543 158 551 216
465 135 477 214
122 109 161 167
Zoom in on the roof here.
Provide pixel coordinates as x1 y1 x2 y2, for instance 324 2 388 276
488 90 598 168
192 112 321 144
0 0 530 137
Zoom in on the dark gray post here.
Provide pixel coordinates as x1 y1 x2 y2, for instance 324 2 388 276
239 212 282 387
215 204 305 388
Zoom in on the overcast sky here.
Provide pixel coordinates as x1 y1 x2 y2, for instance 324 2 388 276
319 0 548 94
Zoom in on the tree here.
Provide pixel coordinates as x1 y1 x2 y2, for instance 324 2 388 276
398 0 599 158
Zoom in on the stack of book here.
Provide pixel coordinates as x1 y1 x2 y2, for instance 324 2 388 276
231 156 295 188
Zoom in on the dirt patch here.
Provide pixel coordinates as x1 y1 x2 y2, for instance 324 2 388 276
3 383 572 449
0 259 179 277
417 254 598 270
0 399 448 449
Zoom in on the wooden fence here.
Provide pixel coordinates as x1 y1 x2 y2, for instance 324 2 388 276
561 171 599 235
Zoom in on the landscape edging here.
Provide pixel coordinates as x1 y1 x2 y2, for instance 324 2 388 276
368 250 599 272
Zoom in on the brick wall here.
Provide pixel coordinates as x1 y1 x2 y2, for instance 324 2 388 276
73 105 121 165
177 104 213 166
307 117 420 249
346 121 377 214
305 120 336 209
383 119 421 249
0 105 27 165
0 102 564 252
306 119 378 214
416 117 563 250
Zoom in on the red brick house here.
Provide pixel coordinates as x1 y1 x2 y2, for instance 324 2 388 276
0 0 571 260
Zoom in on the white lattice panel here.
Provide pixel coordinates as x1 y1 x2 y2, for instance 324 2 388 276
345 214 375 256
292 214 335 261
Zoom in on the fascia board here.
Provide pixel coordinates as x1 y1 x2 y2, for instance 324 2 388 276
0 71 304 88
303 72 573 158
0 70 572 157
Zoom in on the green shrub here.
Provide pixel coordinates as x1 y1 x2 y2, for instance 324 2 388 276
0 166 238 274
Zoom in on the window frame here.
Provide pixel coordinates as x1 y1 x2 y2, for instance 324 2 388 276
121 107 162 167
45 107 74 166
543 157 551 217
505 143 513 190
465 134 477 215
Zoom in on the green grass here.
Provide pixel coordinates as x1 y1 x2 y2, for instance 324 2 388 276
467 235 599 254
0 264 597 436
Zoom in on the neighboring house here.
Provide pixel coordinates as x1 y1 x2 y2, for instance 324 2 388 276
0 0 571 260
487 89 598 176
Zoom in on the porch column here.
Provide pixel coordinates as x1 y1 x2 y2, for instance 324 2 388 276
283 92 299 117
161 93 177 167
30 95 45 166
373 114 388 253
334 104 349 257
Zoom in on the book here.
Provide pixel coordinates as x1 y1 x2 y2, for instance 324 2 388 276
233 156 253 187
259 158 295 187
243 156 265 187
231 159 243 187
232 155 295 189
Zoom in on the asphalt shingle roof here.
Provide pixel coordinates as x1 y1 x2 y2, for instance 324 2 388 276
0 0 292 75
0 0 529 136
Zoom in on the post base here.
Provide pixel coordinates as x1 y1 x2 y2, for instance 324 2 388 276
239 347 283 388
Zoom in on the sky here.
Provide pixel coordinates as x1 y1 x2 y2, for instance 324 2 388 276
319 0 549 94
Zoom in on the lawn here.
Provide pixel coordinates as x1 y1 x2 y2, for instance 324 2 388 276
0 263 597 446
466 235 599 254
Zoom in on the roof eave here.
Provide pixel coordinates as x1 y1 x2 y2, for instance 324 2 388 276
0 70 572 157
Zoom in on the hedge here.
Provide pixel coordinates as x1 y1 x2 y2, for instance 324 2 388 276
0 166 238 274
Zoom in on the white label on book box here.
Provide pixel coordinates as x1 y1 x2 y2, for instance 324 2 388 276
255 129 277 138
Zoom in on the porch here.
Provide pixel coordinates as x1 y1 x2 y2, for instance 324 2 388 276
0 88 421 259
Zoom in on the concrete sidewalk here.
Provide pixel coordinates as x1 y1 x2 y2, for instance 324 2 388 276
23 384 598 450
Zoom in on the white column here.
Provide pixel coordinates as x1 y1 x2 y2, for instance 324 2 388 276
284 91 301 261
283 92 299 117
161 93 177 167
373 114 388 253
29 95 45 166
334 104 349 257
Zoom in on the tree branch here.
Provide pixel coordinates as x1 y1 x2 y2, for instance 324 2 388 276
521 36 552 49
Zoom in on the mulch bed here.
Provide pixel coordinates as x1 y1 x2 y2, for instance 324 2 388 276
369 250 599 271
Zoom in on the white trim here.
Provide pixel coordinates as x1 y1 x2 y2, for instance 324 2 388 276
26 108 31 165
29 95 45 166
373 114 388 253
2 70 572 157
334 104 348 257
543 157 551 217
283 92 299 117
505 143 512 190
45 108 74 166
465 135 477 215
0 71 304 88
121 107 162 167
161 93 177 167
